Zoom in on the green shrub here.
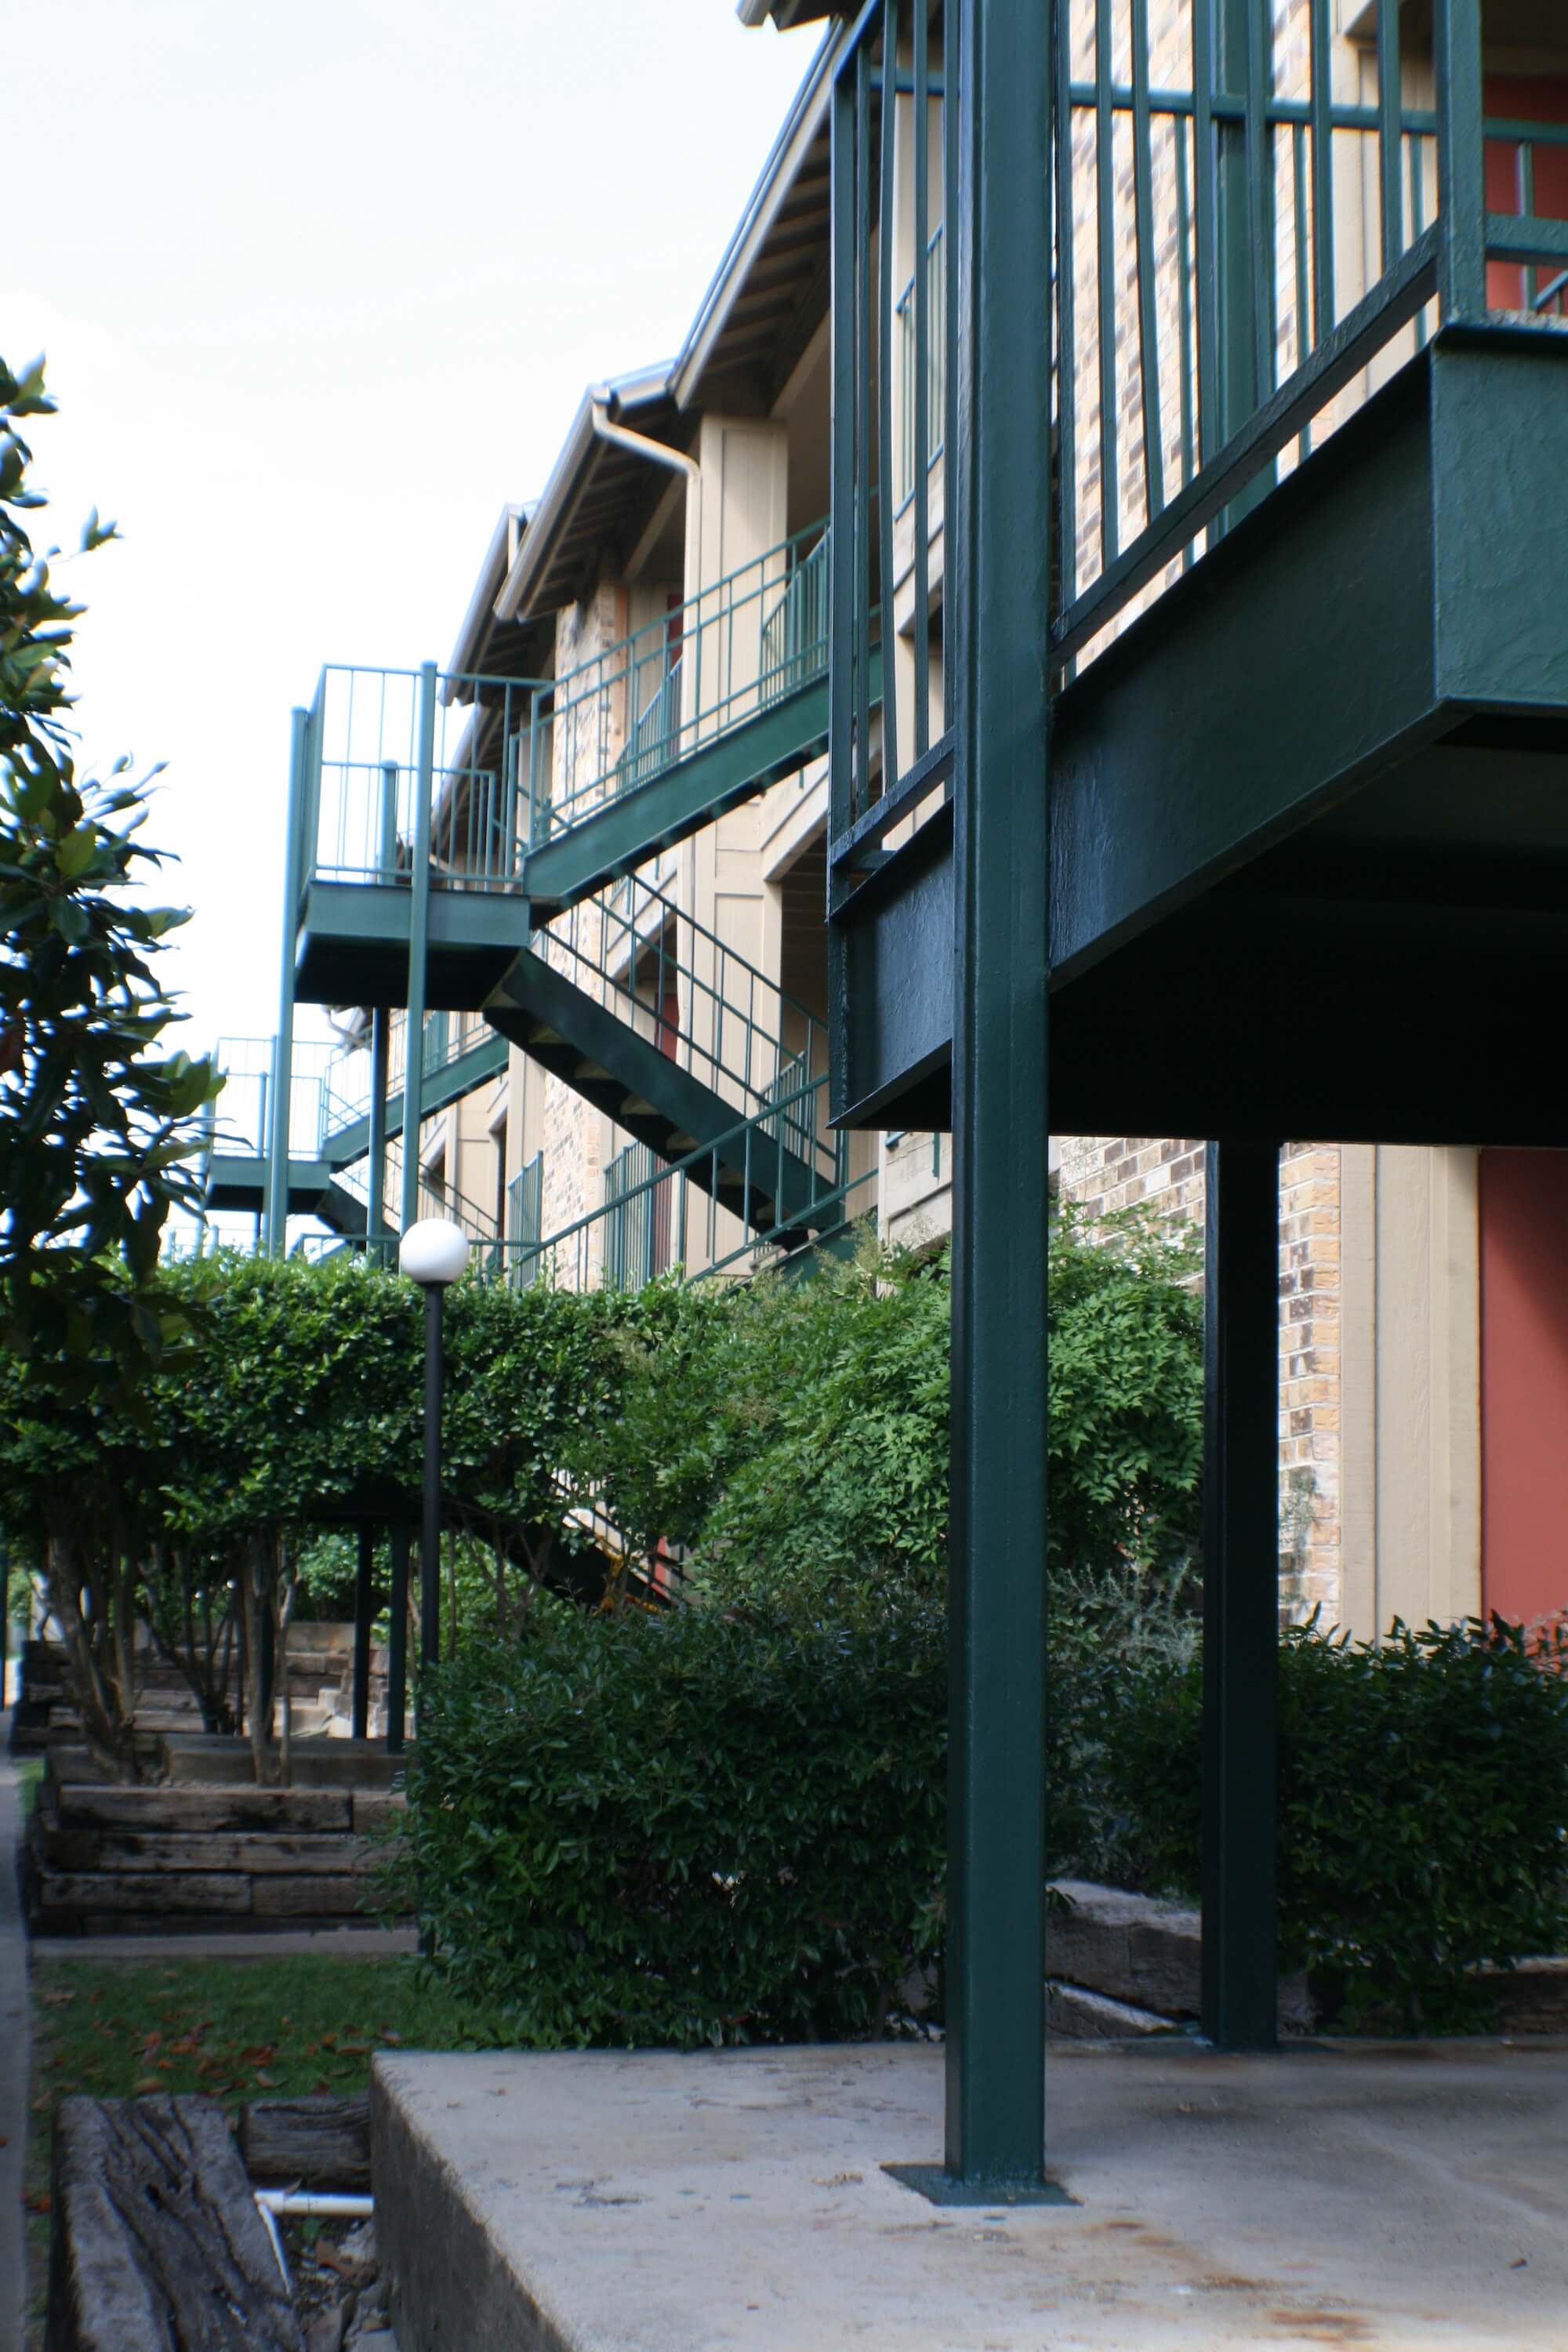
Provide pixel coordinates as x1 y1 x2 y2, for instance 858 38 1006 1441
593 1207 1203 1617
1101 1615 1568 2031
394 1599 949 2049
399 1609 1568 2045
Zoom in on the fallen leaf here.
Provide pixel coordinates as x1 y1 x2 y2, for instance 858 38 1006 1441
133 2078 162 2095
254 2069 278 2089
30 2193 52 2215
31 2097 51 2115
379 2029 403 2045
38 1991 74 2009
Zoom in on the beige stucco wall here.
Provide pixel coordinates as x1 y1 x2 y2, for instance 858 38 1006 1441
1338 1145 1483 1641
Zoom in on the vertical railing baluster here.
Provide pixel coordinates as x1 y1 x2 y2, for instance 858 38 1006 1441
942 3 958 738
1377 0 1404 273
1174 118 1196 498
1094 0 1120 569
878 2 902 795
1293 126 1312 459
912 0 931 764
1055 7 1078 611
1131 0 1165 530
1519 143 1537 311
1309 0 1336 347
855 36 874 816
1247 0 1276 407
1192 0 1220 466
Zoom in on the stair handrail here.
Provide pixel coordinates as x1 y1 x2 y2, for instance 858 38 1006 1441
487 1069 859 1294
533 873 833 1156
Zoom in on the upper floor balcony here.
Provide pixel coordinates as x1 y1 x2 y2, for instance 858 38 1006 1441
288 519 853 1005
829 0 1568 1148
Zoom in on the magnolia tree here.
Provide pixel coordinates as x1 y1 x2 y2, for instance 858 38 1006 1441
0 353 219 1755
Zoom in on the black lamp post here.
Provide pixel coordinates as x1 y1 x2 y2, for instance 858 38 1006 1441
398 1218 470 1676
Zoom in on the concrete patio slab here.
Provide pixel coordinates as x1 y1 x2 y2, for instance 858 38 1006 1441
372 2039 1568 2351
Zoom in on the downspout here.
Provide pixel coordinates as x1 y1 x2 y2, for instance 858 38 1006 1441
588 401 706 941
589 401 702 504
590 404 703 600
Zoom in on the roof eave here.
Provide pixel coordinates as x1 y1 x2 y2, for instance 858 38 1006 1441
445 503 528 688
493 365 673 626
672 22 843 412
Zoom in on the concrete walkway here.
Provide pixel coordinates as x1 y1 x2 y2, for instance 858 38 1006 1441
375 2039 1568 2350
0 1719 33 2352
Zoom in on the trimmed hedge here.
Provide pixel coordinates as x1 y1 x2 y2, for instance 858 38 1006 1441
396 1606 1568 2045
394 1602 948 2048
1105 1614 1568 2031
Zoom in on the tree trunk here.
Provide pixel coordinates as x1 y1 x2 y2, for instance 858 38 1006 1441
45 1530 139 1782
241 1532 278 1788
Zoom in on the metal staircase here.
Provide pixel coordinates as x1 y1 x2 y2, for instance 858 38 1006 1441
204 1015 505 1239
486 873 839 1241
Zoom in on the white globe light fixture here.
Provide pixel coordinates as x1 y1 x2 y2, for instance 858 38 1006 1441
400 1218 470 1680
399 1218 470 1287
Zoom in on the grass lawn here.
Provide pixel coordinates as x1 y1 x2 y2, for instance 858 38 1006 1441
24 1953 503 2341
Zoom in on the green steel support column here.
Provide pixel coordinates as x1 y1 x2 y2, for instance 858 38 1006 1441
944 0 1053 2193
1200 1138 1280 2052
399 663 437 1237
266 708 309 1257
367 1006 391 1254
1436 0 1486 324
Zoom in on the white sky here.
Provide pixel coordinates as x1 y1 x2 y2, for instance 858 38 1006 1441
8 0 820 1060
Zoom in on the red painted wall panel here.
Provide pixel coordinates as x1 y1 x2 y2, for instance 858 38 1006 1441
1485 77 1568 314
1479 1149 1568 1628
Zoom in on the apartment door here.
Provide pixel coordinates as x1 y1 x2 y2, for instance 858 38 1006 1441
1479 1149 1568 1628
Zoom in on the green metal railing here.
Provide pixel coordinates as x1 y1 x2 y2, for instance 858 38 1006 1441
533 873 835 1167
602 1141 682 1292
202 1074 871 1296
895 223 946 514
506 1152 544 1290
298 665 546 897
209 1036 336 1165
528 519 830 849
829 0 1568 876
506 1071 871 1297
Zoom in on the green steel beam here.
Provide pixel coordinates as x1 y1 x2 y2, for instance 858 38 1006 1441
266 711 308 1255
1200 1138 1279 2051
399 662 437 1236
521 666 880 916
207 1154 367 1227
942 0 1053 2194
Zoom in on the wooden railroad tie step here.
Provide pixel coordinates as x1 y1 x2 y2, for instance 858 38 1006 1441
49 2094 303 2350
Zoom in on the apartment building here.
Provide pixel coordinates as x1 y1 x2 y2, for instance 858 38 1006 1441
207 0 1568 1646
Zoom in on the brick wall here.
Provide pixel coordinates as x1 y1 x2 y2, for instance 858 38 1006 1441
1057 1133 1344 1624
